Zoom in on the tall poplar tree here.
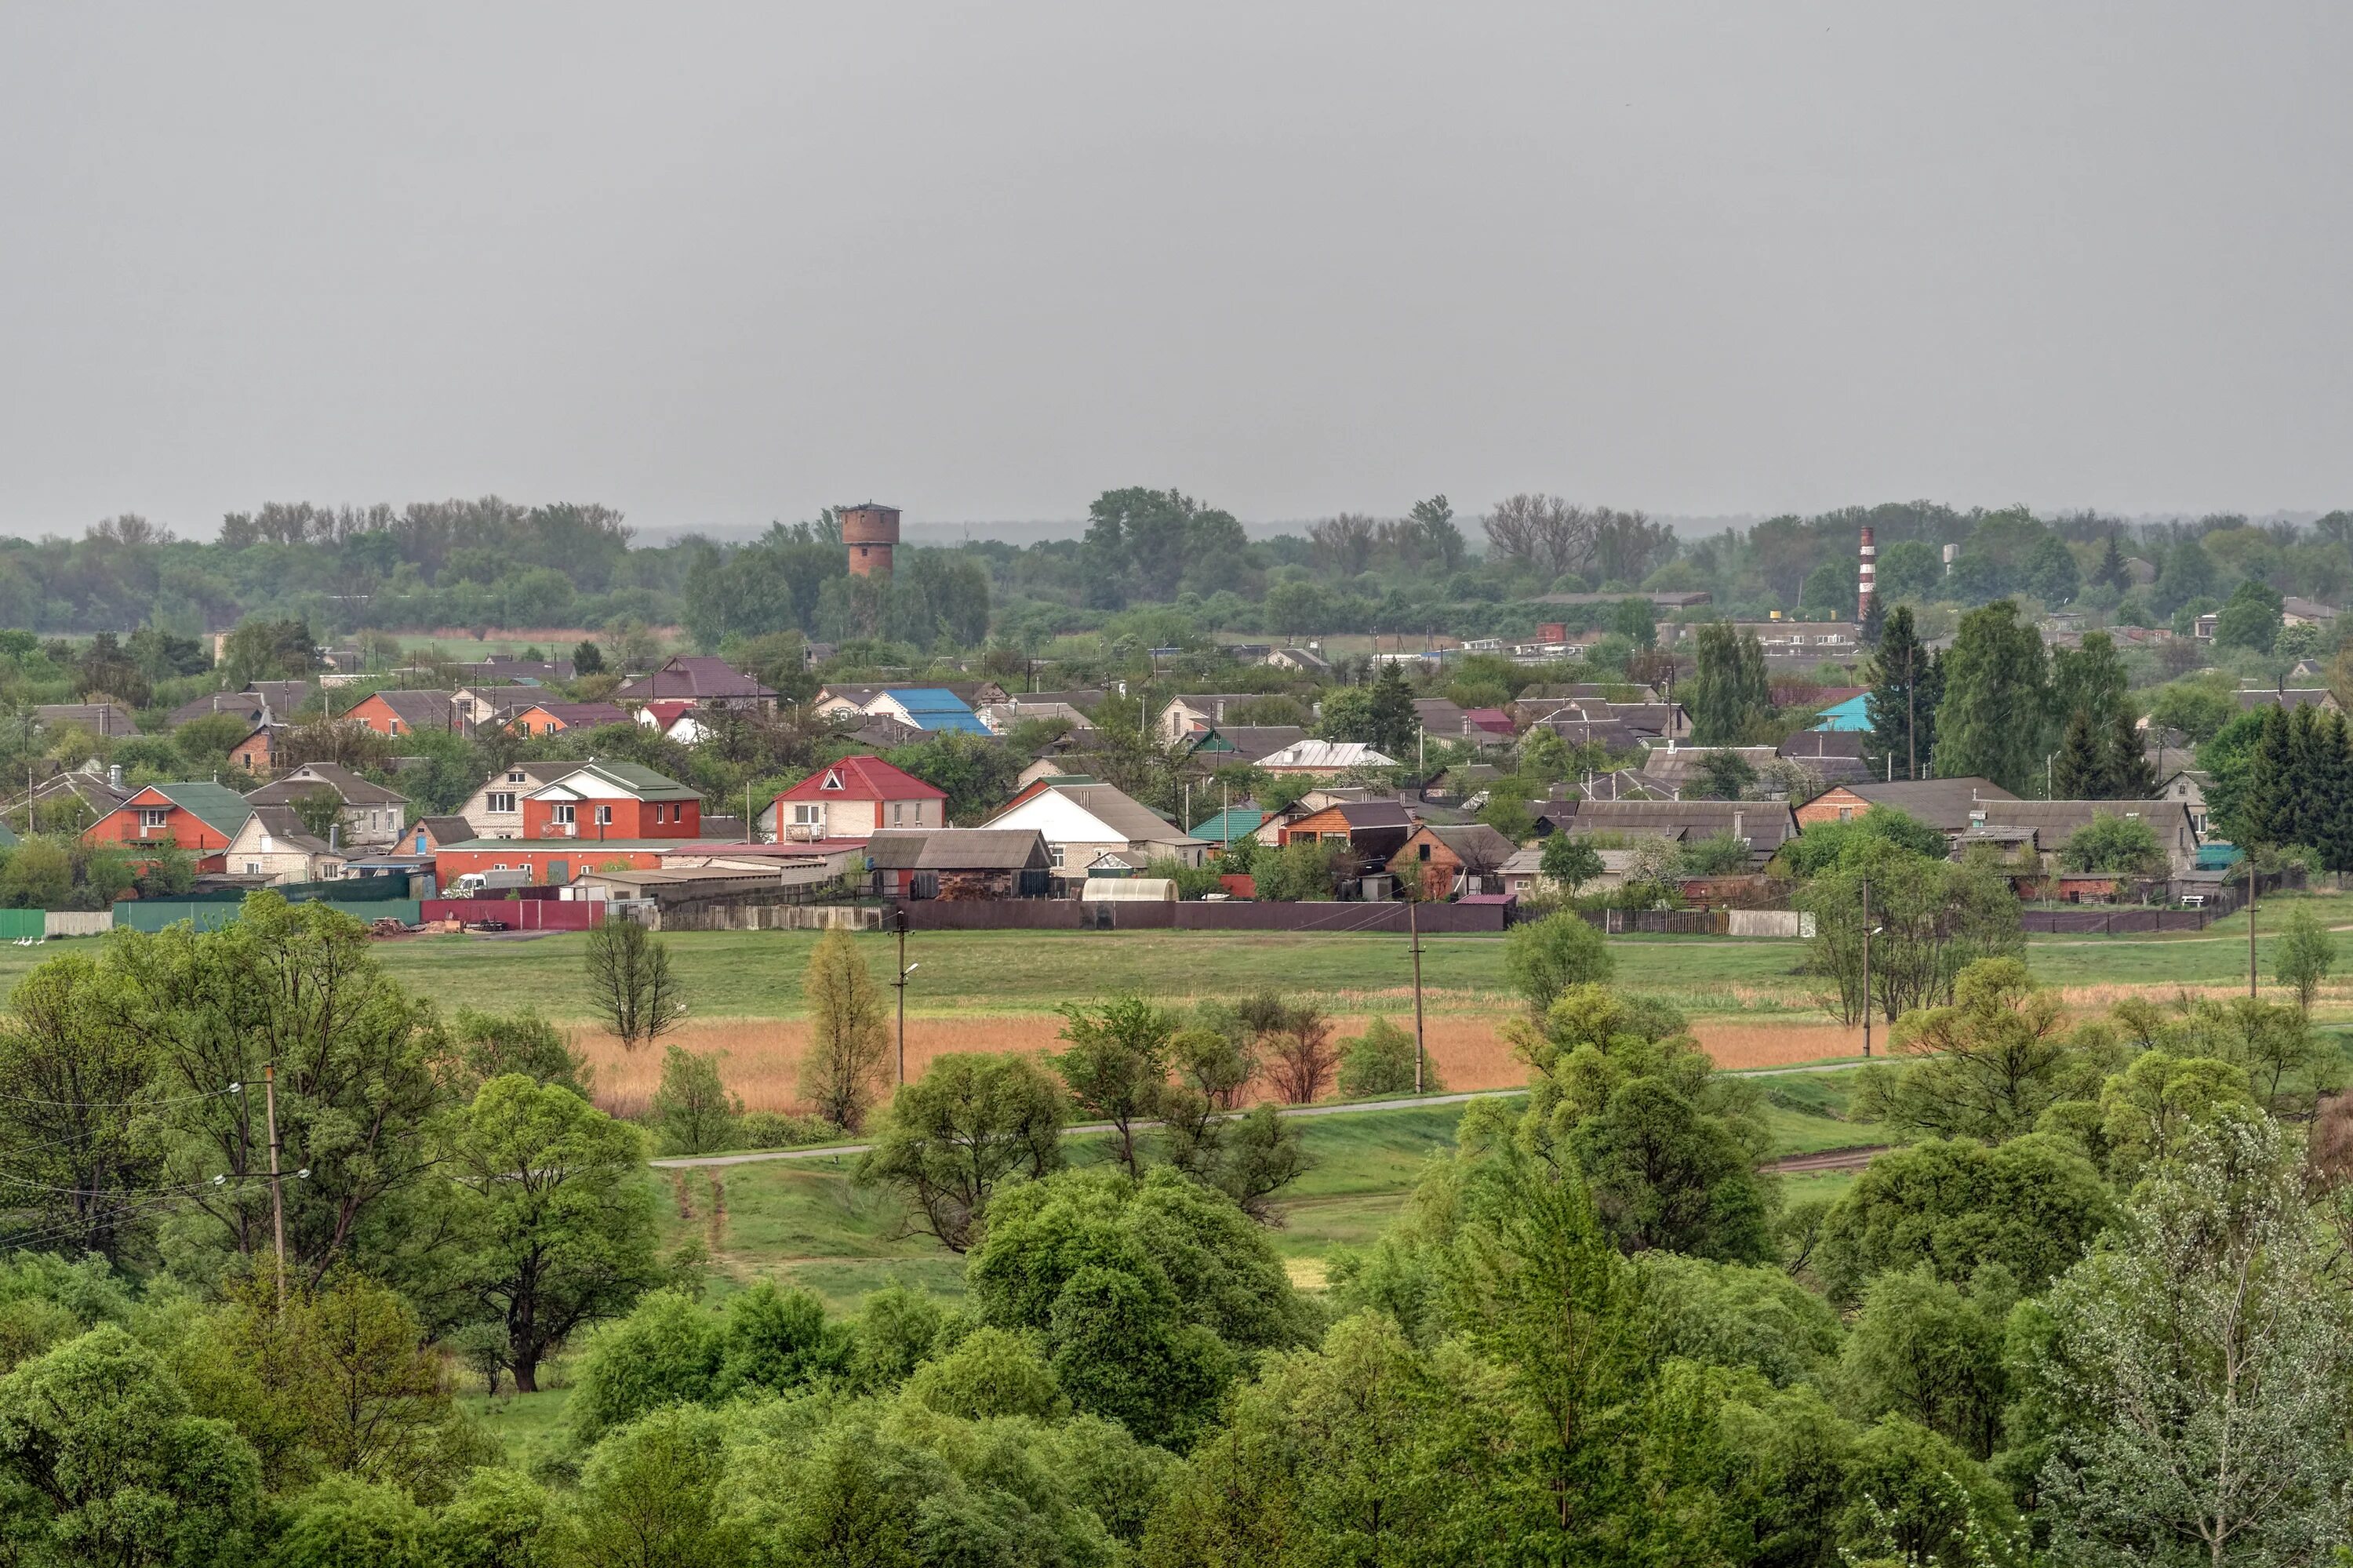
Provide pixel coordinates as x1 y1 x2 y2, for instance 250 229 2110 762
1686 623 1772 744
1932 601 2049 795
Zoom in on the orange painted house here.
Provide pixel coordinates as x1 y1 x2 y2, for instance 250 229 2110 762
341 689 460 738
1275 800 1415 865
502 700 631 738
432 762 704 887
82 782 256 872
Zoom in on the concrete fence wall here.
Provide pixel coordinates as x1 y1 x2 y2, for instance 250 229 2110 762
420 898 605 930
44 911 112 938
1727 909 1815 938
654 904 883 933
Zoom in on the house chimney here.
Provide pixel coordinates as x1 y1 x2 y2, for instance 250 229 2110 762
107 764 122 791
1733 808 1746 842
329 824 339 850
1857 526 1876 620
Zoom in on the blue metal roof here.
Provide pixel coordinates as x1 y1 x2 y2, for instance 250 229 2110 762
1813 693 1871 732
885 688 989 734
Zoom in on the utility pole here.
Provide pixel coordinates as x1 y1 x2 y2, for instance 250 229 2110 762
2248 852 2258 998
1408 894 1427 1094
1860 877 1872 1058
893 906 911 1083
263 1062 286 1310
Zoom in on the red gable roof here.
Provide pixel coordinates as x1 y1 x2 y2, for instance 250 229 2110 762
775 755 945 804
642 700 697 727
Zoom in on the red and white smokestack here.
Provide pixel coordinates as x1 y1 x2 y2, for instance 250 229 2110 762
1857 526 1877 620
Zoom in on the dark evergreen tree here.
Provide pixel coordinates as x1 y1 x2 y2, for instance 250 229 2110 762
1864 606 1936 780
2049 709 2106 799
2311 711 2353 877
2104 708 2158 799
2093 530 2131 591
1858 591 1886 649
1363 664 1420 760
2238 704 2294 847
2285 704 2326 848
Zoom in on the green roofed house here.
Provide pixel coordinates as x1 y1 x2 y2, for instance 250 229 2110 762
82 781 258 871
1191 804 1266 847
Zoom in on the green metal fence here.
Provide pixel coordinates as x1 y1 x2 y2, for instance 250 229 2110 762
151 875 418 905
0 909 42 940
112 899 423 933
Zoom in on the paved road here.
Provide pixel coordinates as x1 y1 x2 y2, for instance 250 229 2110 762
648 1057 1875 1170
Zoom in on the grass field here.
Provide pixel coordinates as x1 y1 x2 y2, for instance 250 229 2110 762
655 1065 1883 1310
4 906 2348 1117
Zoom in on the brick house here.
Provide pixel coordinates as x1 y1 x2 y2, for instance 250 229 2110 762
455 762 591 839
769 755 947 842
503 700 631 737
433 762 705 886
222 806 345 884
245 763 410 850
613 656 777 712
1395 823 1519 900
1794 777 2018 838
341 689 460 739
228 722 281 777
82 782 256 872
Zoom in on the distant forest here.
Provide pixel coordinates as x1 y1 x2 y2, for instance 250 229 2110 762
5 492 2349 653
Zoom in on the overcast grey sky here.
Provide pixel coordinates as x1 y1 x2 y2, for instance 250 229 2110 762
2 3 2348 540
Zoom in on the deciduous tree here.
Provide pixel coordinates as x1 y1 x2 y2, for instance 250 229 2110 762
798 930 892 1132
442 1075 667 1394
584 916 682 1052
859 1052 1067 1251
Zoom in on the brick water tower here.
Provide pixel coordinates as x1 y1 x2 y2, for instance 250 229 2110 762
841 502 900 578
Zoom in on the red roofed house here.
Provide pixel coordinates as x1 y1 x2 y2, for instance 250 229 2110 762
635 700 711 745
82 782 256 873
432 762 706 887
769 756 947 842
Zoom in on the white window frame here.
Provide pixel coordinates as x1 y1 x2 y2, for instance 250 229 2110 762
1049 844 1065 868
595 805 613 826
552 803 576 824
139 808 168 828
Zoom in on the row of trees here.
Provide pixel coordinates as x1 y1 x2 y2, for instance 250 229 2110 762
0 882 2350 1559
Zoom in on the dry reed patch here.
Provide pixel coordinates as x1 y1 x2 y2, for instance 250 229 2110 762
1686 1020 1870 1069
575 1013 1535 1115
573 1009 1877 1118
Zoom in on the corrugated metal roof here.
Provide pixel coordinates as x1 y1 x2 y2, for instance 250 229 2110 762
1258 740 1400 769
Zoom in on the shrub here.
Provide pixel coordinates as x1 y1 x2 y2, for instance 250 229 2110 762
730 1110 842 1150
1336 1017 1437 1097
651 1045 740 1156
1502 911 1616 1014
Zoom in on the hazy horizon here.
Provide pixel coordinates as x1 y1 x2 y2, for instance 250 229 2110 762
6 4 2349 540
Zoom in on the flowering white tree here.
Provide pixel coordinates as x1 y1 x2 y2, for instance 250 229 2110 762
2035 1119 2353 1566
